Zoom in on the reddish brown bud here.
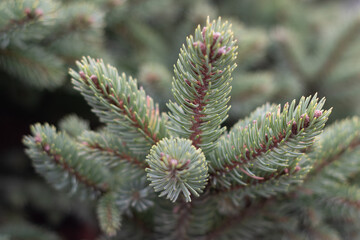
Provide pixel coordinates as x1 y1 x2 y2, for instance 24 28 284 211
79 71 87 80
291 121 298 135
105 84 110 93
314 110 322 118
169 159 178 167
43 144 50 153
217 46 227 55
284 168 289 174
202 27 207 39
303 115 310 128
245 149 250 159
294 165 301 172
34 134 42 143
199 42 206 55
90 75 98 85
213 32 221 41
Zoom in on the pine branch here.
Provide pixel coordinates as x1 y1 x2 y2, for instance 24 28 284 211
70 57 168 154
167 17 237 154
23 123 110 198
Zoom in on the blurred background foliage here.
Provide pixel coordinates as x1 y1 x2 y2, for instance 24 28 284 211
1 0 360 239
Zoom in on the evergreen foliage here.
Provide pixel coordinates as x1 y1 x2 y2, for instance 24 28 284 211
273 10 360 119
0 0 109 90
22 16 360 239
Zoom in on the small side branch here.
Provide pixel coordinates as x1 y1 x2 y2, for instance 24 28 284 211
36 136 109 194
82 141 147 169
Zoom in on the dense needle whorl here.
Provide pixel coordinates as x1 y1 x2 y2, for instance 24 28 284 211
145 138 208 202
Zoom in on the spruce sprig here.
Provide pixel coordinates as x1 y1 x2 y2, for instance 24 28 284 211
22 17 345 238
167 17 237 154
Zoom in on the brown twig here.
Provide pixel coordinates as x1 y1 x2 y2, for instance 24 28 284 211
82 141 147 169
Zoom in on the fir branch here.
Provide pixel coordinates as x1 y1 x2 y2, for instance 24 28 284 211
97 192 122 236
80 135 146 169
305 117 360 182
311 138 360 177
167 17 237 154
209 95 331 189
231 103 278 130
40 141 108 194
146 138 208 202
40 14 95 46
85 143 145 168
70 57 168 153
221 164 302 193
23 123 110 198
0 8 43 34
0 46 65 89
